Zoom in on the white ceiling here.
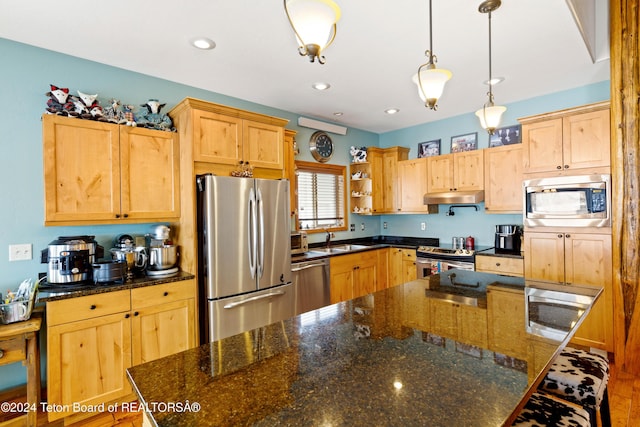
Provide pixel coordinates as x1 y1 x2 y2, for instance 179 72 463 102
0 0 610 134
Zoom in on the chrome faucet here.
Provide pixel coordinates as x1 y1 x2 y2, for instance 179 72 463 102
325 230 331 248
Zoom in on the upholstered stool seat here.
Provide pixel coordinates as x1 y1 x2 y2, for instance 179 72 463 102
512 391 591 426
538 346 610 427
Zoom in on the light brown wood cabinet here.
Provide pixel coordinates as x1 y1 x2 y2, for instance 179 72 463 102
192 109 284 170
43 114 180 225
476 254 524 277
427 150 484 193
284 129 298 217
329 250 381 304
397 158 439 213
486 285 528 359
388 248 417 287
523 231 613 352
368 147 409 214
520 101 610 175
46 280 197 421
483 144 523 213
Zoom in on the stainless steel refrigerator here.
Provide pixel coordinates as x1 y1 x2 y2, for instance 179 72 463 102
196 174 294 344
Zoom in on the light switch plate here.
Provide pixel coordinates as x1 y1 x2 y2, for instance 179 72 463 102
9 244 32 261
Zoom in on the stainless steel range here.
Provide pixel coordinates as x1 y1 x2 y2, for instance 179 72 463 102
415 246 475 279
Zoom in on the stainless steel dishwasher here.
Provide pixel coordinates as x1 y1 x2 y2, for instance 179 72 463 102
292 258 330 315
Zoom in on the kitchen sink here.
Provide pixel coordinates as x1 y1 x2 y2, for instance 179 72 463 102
309 244 370 254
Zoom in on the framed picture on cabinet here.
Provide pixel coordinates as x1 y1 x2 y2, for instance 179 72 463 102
489 124 522 147
450 132 477 153
417 139 441 158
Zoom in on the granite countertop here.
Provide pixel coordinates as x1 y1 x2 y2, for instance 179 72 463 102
37 271 195 302
127 271 601 427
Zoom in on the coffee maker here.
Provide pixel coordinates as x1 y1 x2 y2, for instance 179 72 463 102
494 225 522 254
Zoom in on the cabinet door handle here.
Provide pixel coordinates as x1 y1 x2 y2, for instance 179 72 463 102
557 234 564 238
90 304 97 310
163 291 169 296
134 311 139 316
564 165 569 169
565 234 571 238
115 214 121 218
495 262 501 266
123 213 129 218
125 313 130 318
556 165 562 170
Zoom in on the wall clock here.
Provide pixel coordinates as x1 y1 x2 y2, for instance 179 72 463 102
309 131 334 163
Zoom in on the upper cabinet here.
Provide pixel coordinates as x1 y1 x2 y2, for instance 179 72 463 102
351 147 408 215
193 110 284 170
43 114 180 225
520 101 610 176
397 158 437 213
484 144 523 213
170 98 288 179
427 150 484 193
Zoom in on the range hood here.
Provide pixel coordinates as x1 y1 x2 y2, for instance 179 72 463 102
423 190 485 205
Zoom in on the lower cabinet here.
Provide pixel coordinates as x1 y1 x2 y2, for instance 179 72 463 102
329 250 381 304
46 280 197 422
486 285 528 360
388 247 417 288
476 254 523 277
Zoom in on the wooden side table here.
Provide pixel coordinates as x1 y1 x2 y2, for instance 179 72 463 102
0 310 42 427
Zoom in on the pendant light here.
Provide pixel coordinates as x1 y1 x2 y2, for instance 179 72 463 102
475 0 506 135
412 0 452 110
284 0 341 64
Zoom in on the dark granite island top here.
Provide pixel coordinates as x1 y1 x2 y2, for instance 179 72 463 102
127 272 601 427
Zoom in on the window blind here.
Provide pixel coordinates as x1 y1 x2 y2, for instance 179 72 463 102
297 168 344 230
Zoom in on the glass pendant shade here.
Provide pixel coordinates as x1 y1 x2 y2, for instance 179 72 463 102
285 0 341 63
475 103 506 134
412 67 453 109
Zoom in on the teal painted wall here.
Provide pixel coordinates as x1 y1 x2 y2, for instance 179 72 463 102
0 36 609 391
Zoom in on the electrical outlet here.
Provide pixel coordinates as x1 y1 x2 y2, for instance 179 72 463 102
9 244 32 261
360 223 365 231
420 222 426 231
383 222 387 229
350 224 355 232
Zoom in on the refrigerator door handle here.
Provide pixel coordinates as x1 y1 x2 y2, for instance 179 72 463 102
222 290 286 309
256 188 265 278
248 187 257 279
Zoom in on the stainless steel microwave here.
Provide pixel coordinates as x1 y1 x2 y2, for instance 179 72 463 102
523 174 611 228
290 231 308 255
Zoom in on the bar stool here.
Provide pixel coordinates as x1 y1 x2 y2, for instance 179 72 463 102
512 391 591 426
538 346 610 427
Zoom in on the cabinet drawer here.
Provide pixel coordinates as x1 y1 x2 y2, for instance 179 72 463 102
0 337 26 365
47 290 131 326
476 255 523 277
131 280 196 309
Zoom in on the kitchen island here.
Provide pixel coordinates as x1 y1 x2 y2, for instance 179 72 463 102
127 271 601 426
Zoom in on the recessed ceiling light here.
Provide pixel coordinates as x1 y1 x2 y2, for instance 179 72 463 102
385 108 400 115
190 37 216 50
484 76 504 85
312 82 331 91
333 112 343 116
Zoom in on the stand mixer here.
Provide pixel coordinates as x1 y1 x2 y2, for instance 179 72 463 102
146 225 179 277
